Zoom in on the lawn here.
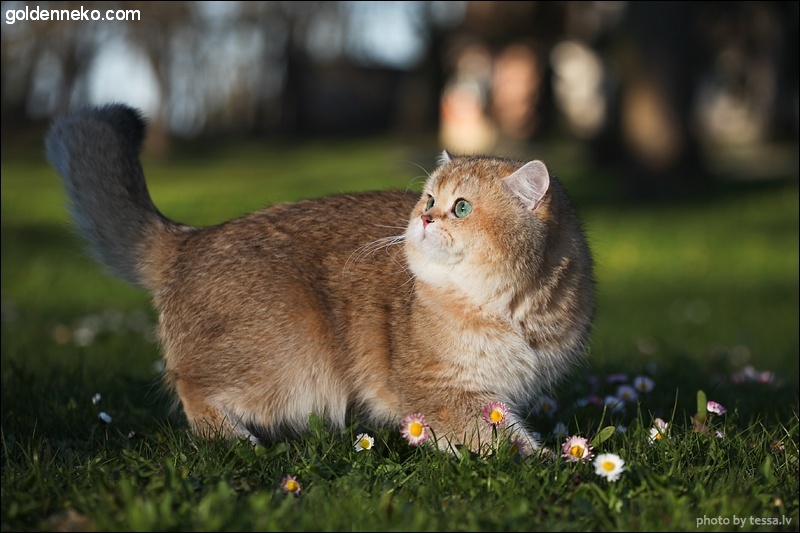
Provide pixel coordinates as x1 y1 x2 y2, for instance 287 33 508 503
1 134 798 531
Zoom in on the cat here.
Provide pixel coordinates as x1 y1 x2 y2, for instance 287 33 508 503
45 103 595 456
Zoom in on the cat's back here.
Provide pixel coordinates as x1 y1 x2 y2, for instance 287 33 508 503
245 189 417 251
152 189 418 308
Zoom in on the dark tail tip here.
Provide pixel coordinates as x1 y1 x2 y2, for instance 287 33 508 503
84 103 149 152
45 103 149 179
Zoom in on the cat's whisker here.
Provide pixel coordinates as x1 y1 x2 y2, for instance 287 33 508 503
394 161 431 195
404 177 428 193
397 272 417 292
374 224 410 234
397 160 431 179
343 234 406 275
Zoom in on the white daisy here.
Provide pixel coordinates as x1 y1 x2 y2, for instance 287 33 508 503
354 433 374 452
593 453 625 482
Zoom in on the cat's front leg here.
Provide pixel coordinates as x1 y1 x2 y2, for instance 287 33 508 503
413 394 541 457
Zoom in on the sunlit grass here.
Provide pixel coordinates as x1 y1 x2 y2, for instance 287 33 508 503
1 138 798 531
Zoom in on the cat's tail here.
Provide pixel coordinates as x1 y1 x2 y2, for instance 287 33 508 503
45 103 186 291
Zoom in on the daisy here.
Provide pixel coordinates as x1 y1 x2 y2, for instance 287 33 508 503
594 453 625 482
561 435 594 463
552 422 569 438
604 395 624 413
281 475 301 496
354 433 374 452
706 400 727 415
606 373 628 384
400 412 430 446
633 375 654 393
98 412 112 424
482 401 509 427
91 393 102 405
616 385 638 402
585 394 603 407
648 418 669 443
757 370 775 384
509 438 533 457
536 395 558 417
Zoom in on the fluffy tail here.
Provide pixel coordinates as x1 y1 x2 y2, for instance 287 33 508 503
45 104 180 290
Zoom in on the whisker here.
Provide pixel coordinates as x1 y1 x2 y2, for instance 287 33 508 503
404 177 427 193
375 224 409 231
343 234 407 277
394 159 431 194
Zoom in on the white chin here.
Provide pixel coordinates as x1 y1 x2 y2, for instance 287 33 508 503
410 228 460 266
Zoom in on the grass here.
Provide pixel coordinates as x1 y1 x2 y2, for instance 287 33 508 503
1 135 798 531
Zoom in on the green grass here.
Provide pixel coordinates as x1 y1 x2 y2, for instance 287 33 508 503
1 137 798 531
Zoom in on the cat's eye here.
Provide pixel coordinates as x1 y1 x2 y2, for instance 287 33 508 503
425 196 435 211
453 199 472 218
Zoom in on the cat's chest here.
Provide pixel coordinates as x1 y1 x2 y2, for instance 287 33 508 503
415 297 543 399
450 325 538 387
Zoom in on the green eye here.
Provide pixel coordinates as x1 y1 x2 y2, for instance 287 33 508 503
454 199 472 218
425 196 435 211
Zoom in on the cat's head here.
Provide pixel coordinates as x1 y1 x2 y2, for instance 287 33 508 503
404 151 554 300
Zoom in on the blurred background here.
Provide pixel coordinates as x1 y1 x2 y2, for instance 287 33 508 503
2 0 798 192
1 1 798 395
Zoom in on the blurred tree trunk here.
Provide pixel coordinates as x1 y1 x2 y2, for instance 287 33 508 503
589 2 704 197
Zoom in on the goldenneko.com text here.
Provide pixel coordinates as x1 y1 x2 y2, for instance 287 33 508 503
5 5 141 25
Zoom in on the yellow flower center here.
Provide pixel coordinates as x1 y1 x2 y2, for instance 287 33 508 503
654 432 663 440
570 445 584 457
359 438 371 449
490 410 504 423
285 480 299 492
410 421 423 437
602 461 615 472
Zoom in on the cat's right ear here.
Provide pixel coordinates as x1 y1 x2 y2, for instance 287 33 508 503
502 160 550 211
437 150 453 166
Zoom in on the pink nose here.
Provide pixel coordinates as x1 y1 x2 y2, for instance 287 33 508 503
421 213 433 228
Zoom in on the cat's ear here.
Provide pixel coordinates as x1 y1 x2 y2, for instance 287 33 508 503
437 150 453 166
502 160 550 211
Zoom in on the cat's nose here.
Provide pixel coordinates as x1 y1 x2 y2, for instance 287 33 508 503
421 213 433 228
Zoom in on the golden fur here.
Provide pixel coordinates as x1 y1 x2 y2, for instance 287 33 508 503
46 104 595 454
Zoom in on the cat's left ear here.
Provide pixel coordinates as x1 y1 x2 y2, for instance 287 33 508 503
502 160 550 211
437 149 453 166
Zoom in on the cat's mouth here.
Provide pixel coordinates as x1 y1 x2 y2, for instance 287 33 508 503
418 216 443 241
407 221 464 266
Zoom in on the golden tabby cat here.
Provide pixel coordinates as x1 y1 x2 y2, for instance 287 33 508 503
46 104 594 455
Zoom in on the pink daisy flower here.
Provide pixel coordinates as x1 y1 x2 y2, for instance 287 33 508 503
706 400 727 415
509 438 533 457
561 435 594 463
649 417 670 443
281 475 301 496
482 401 509 427
400 412 430 446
